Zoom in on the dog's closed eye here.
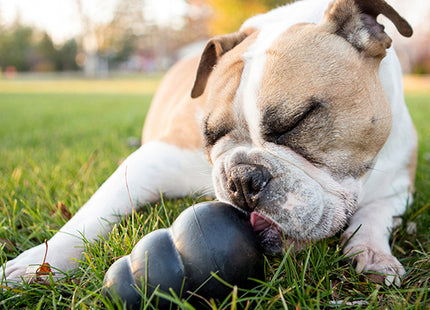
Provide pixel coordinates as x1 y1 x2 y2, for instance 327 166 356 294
203 113 233 148
261 97 323 144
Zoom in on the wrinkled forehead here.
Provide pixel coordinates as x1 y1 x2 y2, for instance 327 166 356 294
240 23 379 115
244 23 370 94
262 25 376 100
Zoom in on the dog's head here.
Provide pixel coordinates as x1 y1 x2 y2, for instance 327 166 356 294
191 0 412 252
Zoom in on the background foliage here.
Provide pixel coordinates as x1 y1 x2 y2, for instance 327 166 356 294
207 0 289 35
0 24 78 72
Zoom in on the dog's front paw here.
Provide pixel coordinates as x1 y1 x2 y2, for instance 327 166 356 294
1 242 78 285
344 244 405 286
2 243 54 284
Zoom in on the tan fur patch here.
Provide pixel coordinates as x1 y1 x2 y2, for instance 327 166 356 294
142 56 206 149
259 24 392 178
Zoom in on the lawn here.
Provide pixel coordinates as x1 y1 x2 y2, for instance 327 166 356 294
0 76 429 309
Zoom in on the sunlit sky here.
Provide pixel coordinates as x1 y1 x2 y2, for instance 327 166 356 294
0 0 188 44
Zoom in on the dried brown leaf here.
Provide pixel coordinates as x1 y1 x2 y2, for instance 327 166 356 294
51 201 72 220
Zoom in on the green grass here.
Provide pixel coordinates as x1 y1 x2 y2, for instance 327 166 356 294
0 79 429 309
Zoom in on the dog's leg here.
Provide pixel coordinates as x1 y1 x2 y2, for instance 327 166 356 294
342 188 411 286
2 141 212 283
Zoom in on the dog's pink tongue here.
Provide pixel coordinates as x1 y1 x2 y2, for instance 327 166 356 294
250 212 273 232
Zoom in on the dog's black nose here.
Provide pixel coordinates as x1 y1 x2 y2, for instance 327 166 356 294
227 164 272 212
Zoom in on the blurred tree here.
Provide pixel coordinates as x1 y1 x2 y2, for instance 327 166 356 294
37 33 56 60
207 0 291 35
35 32 57 71
55 39 79 71
0 24 34 71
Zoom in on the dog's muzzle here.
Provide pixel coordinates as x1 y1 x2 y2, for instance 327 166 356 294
226 164 272 212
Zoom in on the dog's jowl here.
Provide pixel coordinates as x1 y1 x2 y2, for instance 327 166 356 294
3 0 416 288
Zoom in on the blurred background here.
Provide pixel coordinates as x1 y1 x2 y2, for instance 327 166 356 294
0 0 429 78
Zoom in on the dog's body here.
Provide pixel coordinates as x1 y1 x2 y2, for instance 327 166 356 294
3 0 416 287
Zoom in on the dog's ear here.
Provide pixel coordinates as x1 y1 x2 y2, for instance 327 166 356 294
191 32 248 98
320 0 412 58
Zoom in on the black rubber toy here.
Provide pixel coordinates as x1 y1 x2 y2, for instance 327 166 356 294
103 201 264 309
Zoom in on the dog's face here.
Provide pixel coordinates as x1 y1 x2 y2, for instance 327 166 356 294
191 0 412 252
